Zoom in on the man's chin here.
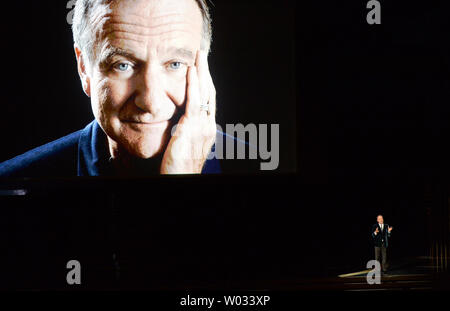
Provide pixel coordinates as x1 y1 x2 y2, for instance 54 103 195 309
129 147 164 160
117 136 166 159
115 122 172 158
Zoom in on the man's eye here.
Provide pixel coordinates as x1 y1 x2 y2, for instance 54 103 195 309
114 62 132 72
169 62 182 70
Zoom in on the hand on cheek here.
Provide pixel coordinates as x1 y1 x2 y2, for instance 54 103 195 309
160 50 217 174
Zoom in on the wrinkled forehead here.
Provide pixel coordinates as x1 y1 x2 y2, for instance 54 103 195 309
93 0 203 59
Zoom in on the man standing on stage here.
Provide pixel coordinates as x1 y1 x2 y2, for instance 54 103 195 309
372 215 393 273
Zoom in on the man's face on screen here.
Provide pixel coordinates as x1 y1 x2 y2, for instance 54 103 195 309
83 0 203 159
377 216 384 224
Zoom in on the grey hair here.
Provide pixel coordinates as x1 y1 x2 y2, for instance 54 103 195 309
72 0 212 66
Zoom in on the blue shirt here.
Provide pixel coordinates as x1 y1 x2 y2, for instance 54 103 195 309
0 120 221 177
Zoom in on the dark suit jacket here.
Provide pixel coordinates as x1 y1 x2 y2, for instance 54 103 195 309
0 120 221 177
371 223 392 248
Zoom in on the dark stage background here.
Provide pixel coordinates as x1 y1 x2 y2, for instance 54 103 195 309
303 1 450 183
1 0 450 290
0 179 441 289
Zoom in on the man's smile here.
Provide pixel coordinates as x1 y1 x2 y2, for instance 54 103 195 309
121 119 170 129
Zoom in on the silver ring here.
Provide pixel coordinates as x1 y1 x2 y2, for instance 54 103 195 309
200 103 210 114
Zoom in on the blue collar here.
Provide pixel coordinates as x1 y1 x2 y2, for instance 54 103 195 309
77 120 112 176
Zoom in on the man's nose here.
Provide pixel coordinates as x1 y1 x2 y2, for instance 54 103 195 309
134 66 167 116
